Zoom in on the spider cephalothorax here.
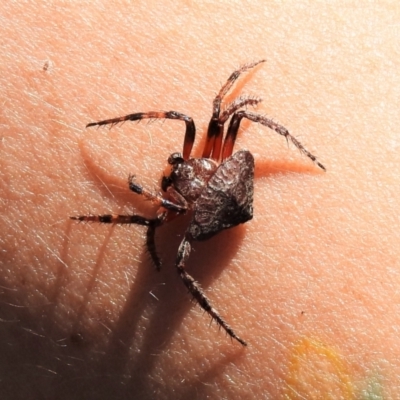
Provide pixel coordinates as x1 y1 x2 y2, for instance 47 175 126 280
71 60 325 346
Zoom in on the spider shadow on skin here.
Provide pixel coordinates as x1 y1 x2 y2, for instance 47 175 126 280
63 58 327 395
69 138 323 394
66 158 249 392
56 152 157 340
100 211 248 394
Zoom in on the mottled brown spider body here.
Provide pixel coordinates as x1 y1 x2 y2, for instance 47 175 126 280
163 153 219 204
164 150 254 242
72 60 325 346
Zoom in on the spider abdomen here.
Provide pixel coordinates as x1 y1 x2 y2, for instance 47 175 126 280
188 150 254 241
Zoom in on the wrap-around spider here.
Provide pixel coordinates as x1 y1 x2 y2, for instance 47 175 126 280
71 60 325 346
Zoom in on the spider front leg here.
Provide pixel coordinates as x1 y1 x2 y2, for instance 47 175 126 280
87 111 196 160
175 234 247 346
203 59 266 160
222 110 326 171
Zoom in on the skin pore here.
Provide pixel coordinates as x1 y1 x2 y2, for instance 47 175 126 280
1 2 399 399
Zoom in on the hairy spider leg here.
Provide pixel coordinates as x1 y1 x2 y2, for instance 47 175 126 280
70 213 166 270
144 213 166 270
128 175 186 213
71 176 188 270
175 234 247 346
129 176 189 268
219 97 262 125
202 59 266 160
221 110 326 171
206 96 263 161
87 111 196 160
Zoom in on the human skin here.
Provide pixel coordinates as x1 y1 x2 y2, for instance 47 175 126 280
1 2 399 399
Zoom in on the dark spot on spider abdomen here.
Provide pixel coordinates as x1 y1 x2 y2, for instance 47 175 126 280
189 150 254 241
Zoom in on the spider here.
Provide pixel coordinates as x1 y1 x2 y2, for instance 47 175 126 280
71 60 325 346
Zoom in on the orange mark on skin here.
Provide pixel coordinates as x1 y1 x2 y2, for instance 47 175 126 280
283 337 354 399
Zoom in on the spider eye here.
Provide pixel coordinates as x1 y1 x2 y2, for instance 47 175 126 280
168 152 184 165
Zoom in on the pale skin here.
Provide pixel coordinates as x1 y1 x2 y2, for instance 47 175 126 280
1 2 399 399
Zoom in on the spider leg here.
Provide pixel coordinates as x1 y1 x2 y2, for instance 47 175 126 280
70 212 167 270
145 212 167 270
221 110 326 171
71 174 188 270
211 96 262 160
128 176 189 269
87 111 196 160
175 234 247 346
219 97 262 125
202 60 266 159
128 175 186 213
